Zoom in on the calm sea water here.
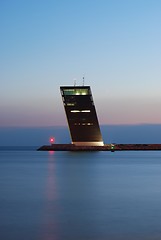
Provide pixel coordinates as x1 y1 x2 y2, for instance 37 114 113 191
0 148 161 240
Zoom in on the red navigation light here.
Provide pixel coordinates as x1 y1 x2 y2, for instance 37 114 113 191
50 137 55 144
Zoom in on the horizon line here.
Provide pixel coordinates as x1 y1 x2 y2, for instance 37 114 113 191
1 123 161 128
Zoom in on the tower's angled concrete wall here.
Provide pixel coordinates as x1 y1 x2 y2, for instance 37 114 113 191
60 86 104 146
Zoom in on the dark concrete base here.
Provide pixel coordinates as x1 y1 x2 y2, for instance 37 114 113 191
37 144 161 151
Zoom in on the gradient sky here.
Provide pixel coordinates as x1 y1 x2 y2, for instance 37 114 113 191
1 0 161 127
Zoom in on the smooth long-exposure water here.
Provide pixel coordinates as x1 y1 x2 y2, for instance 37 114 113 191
0 149 161 240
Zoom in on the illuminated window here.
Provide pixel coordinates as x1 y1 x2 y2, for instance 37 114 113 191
81 110 90 113
63 88 89 95
70 110 91 113
73 122 93 126
71 110 80 113
67 103 75 106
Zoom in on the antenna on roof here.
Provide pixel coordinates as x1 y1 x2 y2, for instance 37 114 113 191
82 74 85 86
74 78 76 86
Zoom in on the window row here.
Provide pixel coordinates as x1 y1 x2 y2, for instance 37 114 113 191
74 123 94 126
70 110 91 113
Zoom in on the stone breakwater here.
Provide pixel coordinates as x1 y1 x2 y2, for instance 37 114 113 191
37 144 161 151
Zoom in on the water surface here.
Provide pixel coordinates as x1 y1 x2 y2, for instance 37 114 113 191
0 149 161 240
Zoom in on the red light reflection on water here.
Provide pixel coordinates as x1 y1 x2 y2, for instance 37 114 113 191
40 153 59 239
49 150 54 155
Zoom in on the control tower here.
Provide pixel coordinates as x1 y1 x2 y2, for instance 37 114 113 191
60 86 104 146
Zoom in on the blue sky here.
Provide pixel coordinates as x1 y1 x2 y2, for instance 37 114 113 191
1 0 161 126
